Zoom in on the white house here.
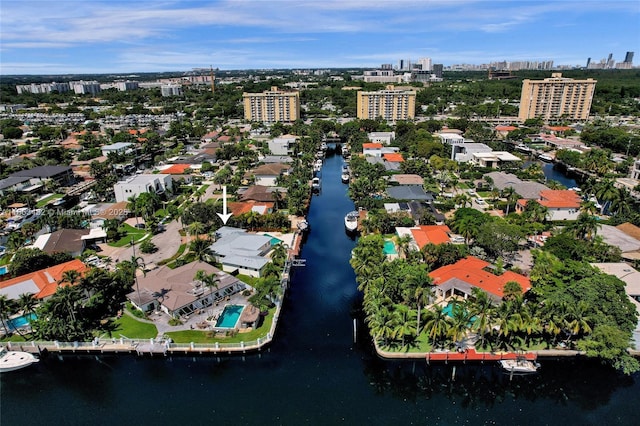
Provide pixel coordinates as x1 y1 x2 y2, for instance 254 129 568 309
209 227 273 277
113 174 173 203
368 131 395 145
362 142 383 157
101 142 134 157
268 135 299 156
470 152 521 168
516 189 582 221
451 143 493 162
251 163 290 187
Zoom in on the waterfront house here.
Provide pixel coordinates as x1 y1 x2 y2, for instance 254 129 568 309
516 189 581 221
389 174 424 186
386 185 434 202
126 261 250 317
209 227 273 277
239 185 287 203
395 225 452 251
484 172 550 200
268 134 299 156
0 259 89 301
362 143 383 157
368 131 395 145
251 163 291 187
429 256 531 303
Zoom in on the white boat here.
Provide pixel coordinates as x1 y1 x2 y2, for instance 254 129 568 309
0 346 39 373
297 220 309 232
538 154 553 162
320 142 328 151
515 144 532 153
341 145 350 156
311 177 321 191
344 211 359 232
499 358 540 374
341 173 350 184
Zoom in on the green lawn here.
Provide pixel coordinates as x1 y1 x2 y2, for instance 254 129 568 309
166 309 275 343
112 314 158 339
108 223 150 247
36 193 64 208
379 332 433 353
476 191 492 198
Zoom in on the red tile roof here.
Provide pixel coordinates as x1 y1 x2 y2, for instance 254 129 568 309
383 153 404 162
495 125 517 132
362 143 383 149
228 201 274 216
163 164 192 175
410 225 451 249
429 256 531 299
538 190 581 209
0 259 89 300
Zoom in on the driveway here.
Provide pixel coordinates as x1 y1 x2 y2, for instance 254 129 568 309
102 219 184 266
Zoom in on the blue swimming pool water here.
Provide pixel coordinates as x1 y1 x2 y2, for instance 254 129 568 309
215 305 244 328
383 240 397 255
8 313 37 330
0 265 7 275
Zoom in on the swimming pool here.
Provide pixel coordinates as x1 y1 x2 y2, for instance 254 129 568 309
383 240 397 255
8 313 37 331
0 265 8 276
443 303 476 324
215 305 244 328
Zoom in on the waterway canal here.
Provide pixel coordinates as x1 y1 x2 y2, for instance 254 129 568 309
1 150 638 425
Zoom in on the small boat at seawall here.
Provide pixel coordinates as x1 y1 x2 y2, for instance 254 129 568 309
344 211 359 232
538 154 554 162
341 173 350 184
499 358 540 374
0 346 39 373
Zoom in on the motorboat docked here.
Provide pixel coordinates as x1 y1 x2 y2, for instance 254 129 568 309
538 154 554 162
320 142 328 151
0 346 39 372
515 144 533 153
341 173 350 184
297 219 309 232
341 145 350 156
498 358 540 374
344 211 359 232
311 177 321 192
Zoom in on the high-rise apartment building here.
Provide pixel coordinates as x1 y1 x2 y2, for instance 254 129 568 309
416 57 432 71
161 84 183 97
356 86 416 122
624 51 634 64
243 86 300 123
432 64 443 78
518 73 596 122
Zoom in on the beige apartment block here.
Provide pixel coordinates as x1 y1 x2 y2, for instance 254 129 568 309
356 86 416 121
518 73 596 122
243 86 300 123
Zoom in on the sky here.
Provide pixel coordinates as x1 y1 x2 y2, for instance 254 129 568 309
1 0 639 75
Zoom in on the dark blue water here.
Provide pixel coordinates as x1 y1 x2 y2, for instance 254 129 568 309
542 163 578 188
2 152 638 425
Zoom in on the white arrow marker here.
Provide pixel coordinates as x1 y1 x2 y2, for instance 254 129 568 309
216 185 232 224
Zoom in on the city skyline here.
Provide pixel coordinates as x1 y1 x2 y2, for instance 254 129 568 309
1 0 639 75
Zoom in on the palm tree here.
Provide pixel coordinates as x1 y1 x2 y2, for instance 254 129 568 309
448 301 472 345
391 304 417 349
190 237 213 262
522 200 549 223
451 216 477 245
423 305 451 349
59 269 81 289
270 243 288 269
18 293 38 317
395 234 413 258
194 270 220 307
127 194 140 225
0 294 15 336
467 288 495 350
188 221 205 237
569 212 601 241
502 187 517 215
